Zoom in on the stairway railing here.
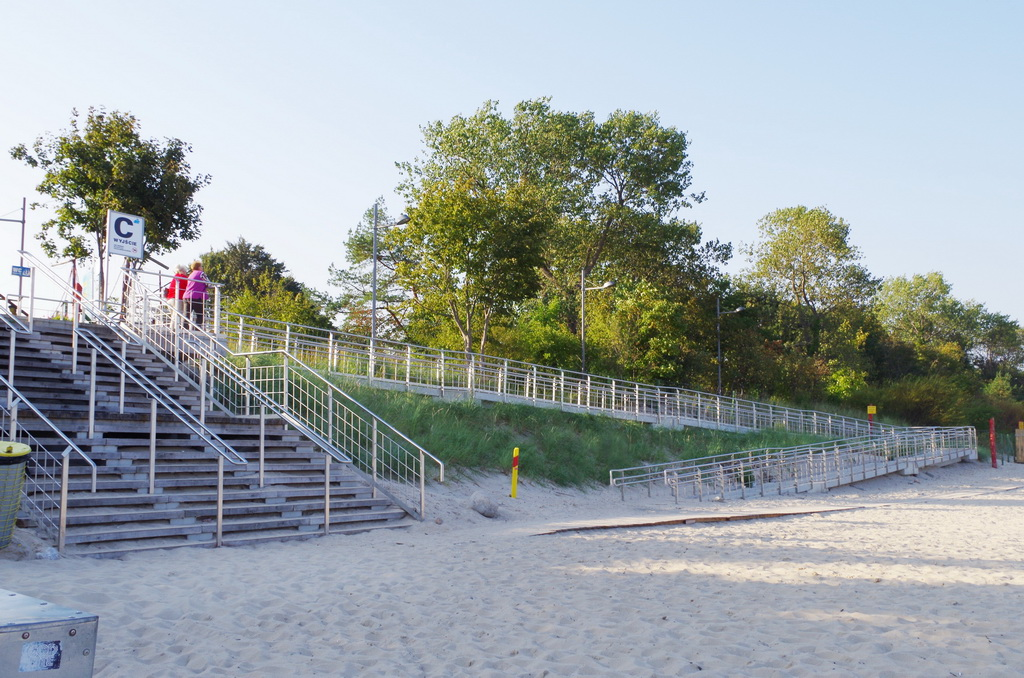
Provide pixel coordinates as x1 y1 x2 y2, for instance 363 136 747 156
74 327 247 466
120 269 444 520
0 372 96 553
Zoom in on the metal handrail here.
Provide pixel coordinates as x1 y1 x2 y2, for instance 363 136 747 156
119 270 443 520
233 349 445 518
610 427 977 500
216 310 897 438
0 372 97 552
19 250 139 345
75 327 247 465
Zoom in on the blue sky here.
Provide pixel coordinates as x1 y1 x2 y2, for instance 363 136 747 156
1 1 1021 321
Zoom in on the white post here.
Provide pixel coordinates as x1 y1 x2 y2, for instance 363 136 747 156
216 456 224 547
323 454 332 536
213 286 221 336
88 349 97 438
200 358 207 426
259 405 266 488
371 419 379 499
118 341 127 414
149 399 157 495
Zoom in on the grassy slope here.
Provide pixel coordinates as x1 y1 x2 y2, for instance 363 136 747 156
332 379 828 486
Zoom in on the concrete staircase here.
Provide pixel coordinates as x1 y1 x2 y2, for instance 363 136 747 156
3 319 410 557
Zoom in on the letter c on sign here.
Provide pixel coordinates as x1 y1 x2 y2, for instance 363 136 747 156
114 217 134 238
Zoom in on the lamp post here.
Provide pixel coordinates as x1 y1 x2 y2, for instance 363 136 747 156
580 269 615 373
716 297 745 395
0 198 26 299
370 204 409 350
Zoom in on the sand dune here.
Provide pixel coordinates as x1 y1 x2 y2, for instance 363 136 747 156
2 459 1023 677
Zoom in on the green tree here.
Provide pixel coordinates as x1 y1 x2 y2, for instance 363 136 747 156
740 206 878 398
11 107 210 292
394 101 560 352
203 238 333 329
390 98 723 361
539 107 709 335
874 272 980 371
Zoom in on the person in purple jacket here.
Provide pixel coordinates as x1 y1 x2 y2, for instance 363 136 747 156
183 260 209 328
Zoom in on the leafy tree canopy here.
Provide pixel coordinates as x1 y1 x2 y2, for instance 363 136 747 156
10 107 210 289
203 238 333 329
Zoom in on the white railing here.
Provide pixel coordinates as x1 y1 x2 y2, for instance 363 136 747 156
609 427 978 501
75 327 247 466
209 311 894 439
121 269 444 520
0 373 96 553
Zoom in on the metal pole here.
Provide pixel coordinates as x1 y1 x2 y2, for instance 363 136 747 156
371 202 379 359
323 455 332 536
149 399 157 495
88 349 97 438
216 456 224 546
716 297 722 395
259 405 266 488
0 199 26 299
580 268 586 372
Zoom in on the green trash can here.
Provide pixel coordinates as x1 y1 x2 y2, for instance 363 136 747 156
0 442 30 549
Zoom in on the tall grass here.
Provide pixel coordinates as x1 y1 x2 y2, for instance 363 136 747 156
331 378 827 486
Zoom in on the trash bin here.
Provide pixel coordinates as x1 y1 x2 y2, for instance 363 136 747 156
0 442 30 549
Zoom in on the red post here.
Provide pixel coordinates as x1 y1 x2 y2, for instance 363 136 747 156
990 418 997 468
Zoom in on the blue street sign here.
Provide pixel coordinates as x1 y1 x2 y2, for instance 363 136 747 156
11 266 30 278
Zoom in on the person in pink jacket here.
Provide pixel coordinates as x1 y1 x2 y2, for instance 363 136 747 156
182 260 209 328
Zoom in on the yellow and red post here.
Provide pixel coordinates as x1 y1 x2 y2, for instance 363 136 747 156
510 447 519 498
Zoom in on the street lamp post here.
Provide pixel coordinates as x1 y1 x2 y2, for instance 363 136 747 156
716 297 745 395
0 198 27 299
581 269 615 373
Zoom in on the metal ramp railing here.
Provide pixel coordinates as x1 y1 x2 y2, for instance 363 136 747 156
209 310 894 438
609 427 978 502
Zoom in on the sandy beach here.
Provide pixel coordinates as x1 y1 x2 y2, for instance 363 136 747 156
2 457 1023 677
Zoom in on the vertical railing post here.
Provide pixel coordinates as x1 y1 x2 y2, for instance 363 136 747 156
200 358 208 425
439 353 445 397
237 316 245 353
213 286 222 337
282 355 290 408
6 332 14 406
71 309 79 373
88 349 97 438
10 398 18 437
419 450 426 520
405 345 412 390
216 456 224 547
259 405 266 488
118 341 127 414
58 456 69 554
28 267 36 333
323 454 332 536
244 357 252 415
532 365 538 403
371 419 379 498
149 399 157 495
